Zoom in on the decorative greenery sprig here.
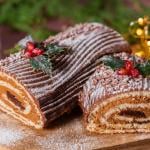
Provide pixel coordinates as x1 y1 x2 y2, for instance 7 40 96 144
1 0 149 41
9 44 22 54
24 41 70 76
101 56 124 70
102 55 150 78
136 60 150 77
30 55 52 75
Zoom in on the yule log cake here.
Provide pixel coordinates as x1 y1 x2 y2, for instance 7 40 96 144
79 52 150 133
0 23 130 129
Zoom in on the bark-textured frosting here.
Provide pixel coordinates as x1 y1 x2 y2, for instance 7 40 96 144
80 52 150 133
0 23 130 129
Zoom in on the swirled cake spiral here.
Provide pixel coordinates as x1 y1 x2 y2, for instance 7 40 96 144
79 52 150 133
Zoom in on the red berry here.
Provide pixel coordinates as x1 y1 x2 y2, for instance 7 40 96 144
32 48 44 56
130 68 140 78
117 68 128 75
24 51 33 58
125 60 134 71
26 42 35 51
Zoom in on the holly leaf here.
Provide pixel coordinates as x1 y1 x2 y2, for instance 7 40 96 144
45 44 69 57
101 56 124 70
30 55 52 76
35 42 45 50
10 44 22 54
136 60 150 77
28 43 71 76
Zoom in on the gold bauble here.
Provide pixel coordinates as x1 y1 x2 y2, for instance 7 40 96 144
147 41 150 47
130 16 150 59
138 18 144 26
136 28 143 36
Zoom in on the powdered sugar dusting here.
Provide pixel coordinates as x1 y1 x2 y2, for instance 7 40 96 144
0 113 28 147
0 127 24 145
1 110 150 149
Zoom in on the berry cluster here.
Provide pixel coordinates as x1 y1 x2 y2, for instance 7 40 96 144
24 42 44 58
117 60 140 78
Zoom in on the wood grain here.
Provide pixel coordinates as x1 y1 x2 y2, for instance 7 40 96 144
0 108 150 150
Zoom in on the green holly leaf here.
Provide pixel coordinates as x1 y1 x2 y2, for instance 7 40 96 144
10 44 22 54
35 42 45 50
30 55 52 76
101 56 125 70
45 44 69 57
28 43 71 76
136 60 150 77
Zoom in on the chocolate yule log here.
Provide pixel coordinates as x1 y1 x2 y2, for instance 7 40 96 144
0 23 130 129
79 52 150 133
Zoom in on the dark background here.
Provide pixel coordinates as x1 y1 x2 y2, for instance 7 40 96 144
0 0 150 58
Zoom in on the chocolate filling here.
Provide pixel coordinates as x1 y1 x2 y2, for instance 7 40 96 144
6 91 25 110
119 110 146 118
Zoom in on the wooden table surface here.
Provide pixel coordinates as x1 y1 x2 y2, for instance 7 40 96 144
1 108 150 150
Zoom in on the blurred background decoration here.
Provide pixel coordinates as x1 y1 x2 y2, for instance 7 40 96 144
129 16 150 59
0 0 150 58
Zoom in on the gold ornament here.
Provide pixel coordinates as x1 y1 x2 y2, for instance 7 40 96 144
147 41 150 46
136 28 143 36
129 16 150 59
138 18 144 26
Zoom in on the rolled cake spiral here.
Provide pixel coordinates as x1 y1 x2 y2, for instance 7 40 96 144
0 23 130 129
79 52 150 133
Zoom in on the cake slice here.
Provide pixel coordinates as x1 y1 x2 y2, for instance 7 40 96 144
0 23 130 129
79 52 150 133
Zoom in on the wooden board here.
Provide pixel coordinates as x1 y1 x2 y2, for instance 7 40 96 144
1 108 150 150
